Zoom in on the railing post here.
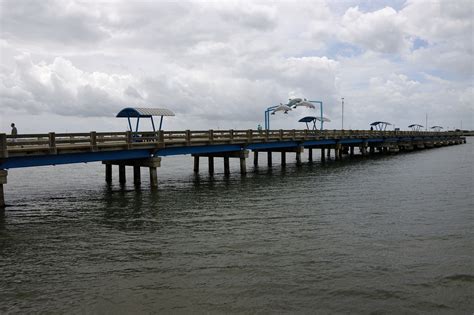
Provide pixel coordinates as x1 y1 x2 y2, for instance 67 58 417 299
90 131 97 152
265 130 269 142
185 130 191 145
229 129 234 143
292 129 296 140
49 132 57 154
158 131 165 147
0 134 7 158
209 129 214 144
279 129 283 141
126 131 132 149
247 129 253 142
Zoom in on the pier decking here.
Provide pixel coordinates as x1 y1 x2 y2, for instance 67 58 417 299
0 129 466 207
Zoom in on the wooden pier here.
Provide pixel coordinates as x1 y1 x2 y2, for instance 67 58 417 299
0 129 466 207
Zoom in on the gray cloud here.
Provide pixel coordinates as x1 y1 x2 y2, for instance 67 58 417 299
0 0 109 46
0 0 472 132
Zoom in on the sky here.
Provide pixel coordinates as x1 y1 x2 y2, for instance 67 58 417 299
0 0 472 133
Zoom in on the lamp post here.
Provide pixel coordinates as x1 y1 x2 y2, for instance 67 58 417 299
341 97 344 130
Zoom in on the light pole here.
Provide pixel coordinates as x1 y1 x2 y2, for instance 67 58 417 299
341 97 344 130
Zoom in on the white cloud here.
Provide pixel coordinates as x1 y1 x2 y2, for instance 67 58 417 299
0 0 472 133
340 6 409 54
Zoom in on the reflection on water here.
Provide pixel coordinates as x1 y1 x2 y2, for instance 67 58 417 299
1 142 473 313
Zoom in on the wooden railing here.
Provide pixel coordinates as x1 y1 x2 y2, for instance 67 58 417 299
0 129 464 158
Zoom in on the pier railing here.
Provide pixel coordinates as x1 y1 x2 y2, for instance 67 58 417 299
0 129 463 158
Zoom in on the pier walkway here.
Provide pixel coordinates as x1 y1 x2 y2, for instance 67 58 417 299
0 129 466 207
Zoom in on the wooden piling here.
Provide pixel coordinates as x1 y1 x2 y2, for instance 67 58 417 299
240 157 247 174
267 152 272 167
105 164 112 183
149 167 158 187
119 165 126 184
308 148 313 161
350 146 354 156
281 152 286 166
224 157 230 175
0 170 6 208
327 148 331 158
253 151 258 167
296 150 302 165
208 157 214 174
133 165 141 185
193 156 200 173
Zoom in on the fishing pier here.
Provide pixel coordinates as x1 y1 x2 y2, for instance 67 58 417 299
0 129 466 207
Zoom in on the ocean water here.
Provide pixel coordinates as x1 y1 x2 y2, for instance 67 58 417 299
1 141 473 313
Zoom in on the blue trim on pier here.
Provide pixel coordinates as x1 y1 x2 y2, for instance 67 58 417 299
338 139 364 144
303 140 337 146
2 150 152 169
247 142 299 150
156 144 243 156
366 138 384 143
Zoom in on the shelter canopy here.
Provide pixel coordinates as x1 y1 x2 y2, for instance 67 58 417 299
116 107 175 132
370 121 392 131
298 116 331 130
116 107 175 118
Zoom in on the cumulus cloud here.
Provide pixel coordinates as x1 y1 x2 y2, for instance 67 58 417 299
339 6 409 54
0 54 141 117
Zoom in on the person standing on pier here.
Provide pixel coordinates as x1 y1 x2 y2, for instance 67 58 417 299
11 123 17 140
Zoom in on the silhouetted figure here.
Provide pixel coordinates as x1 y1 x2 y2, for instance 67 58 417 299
370 126 374 131
11 123 17 137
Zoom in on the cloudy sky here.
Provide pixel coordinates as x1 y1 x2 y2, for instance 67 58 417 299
0 0 472 133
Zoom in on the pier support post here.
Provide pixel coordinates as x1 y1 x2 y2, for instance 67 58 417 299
296 149 302 165
149 167 158 188
350 146 354 156
253 151 258 167
370 146 375 154
321 148 326 162
281 152 286 166
119 165 126 184
0 170 6 208
335 145 340 161
133 166 141 185
208 157 214 175
224 157 230 175
267 152 272 167
240 157 247 175
308 148 313 161
105 164 112 184
103 158 161 189
194 156 200 173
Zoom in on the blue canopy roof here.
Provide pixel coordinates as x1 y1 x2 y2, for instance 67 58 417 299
116 107 175 118
370 121 391 126
299 116 317 123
